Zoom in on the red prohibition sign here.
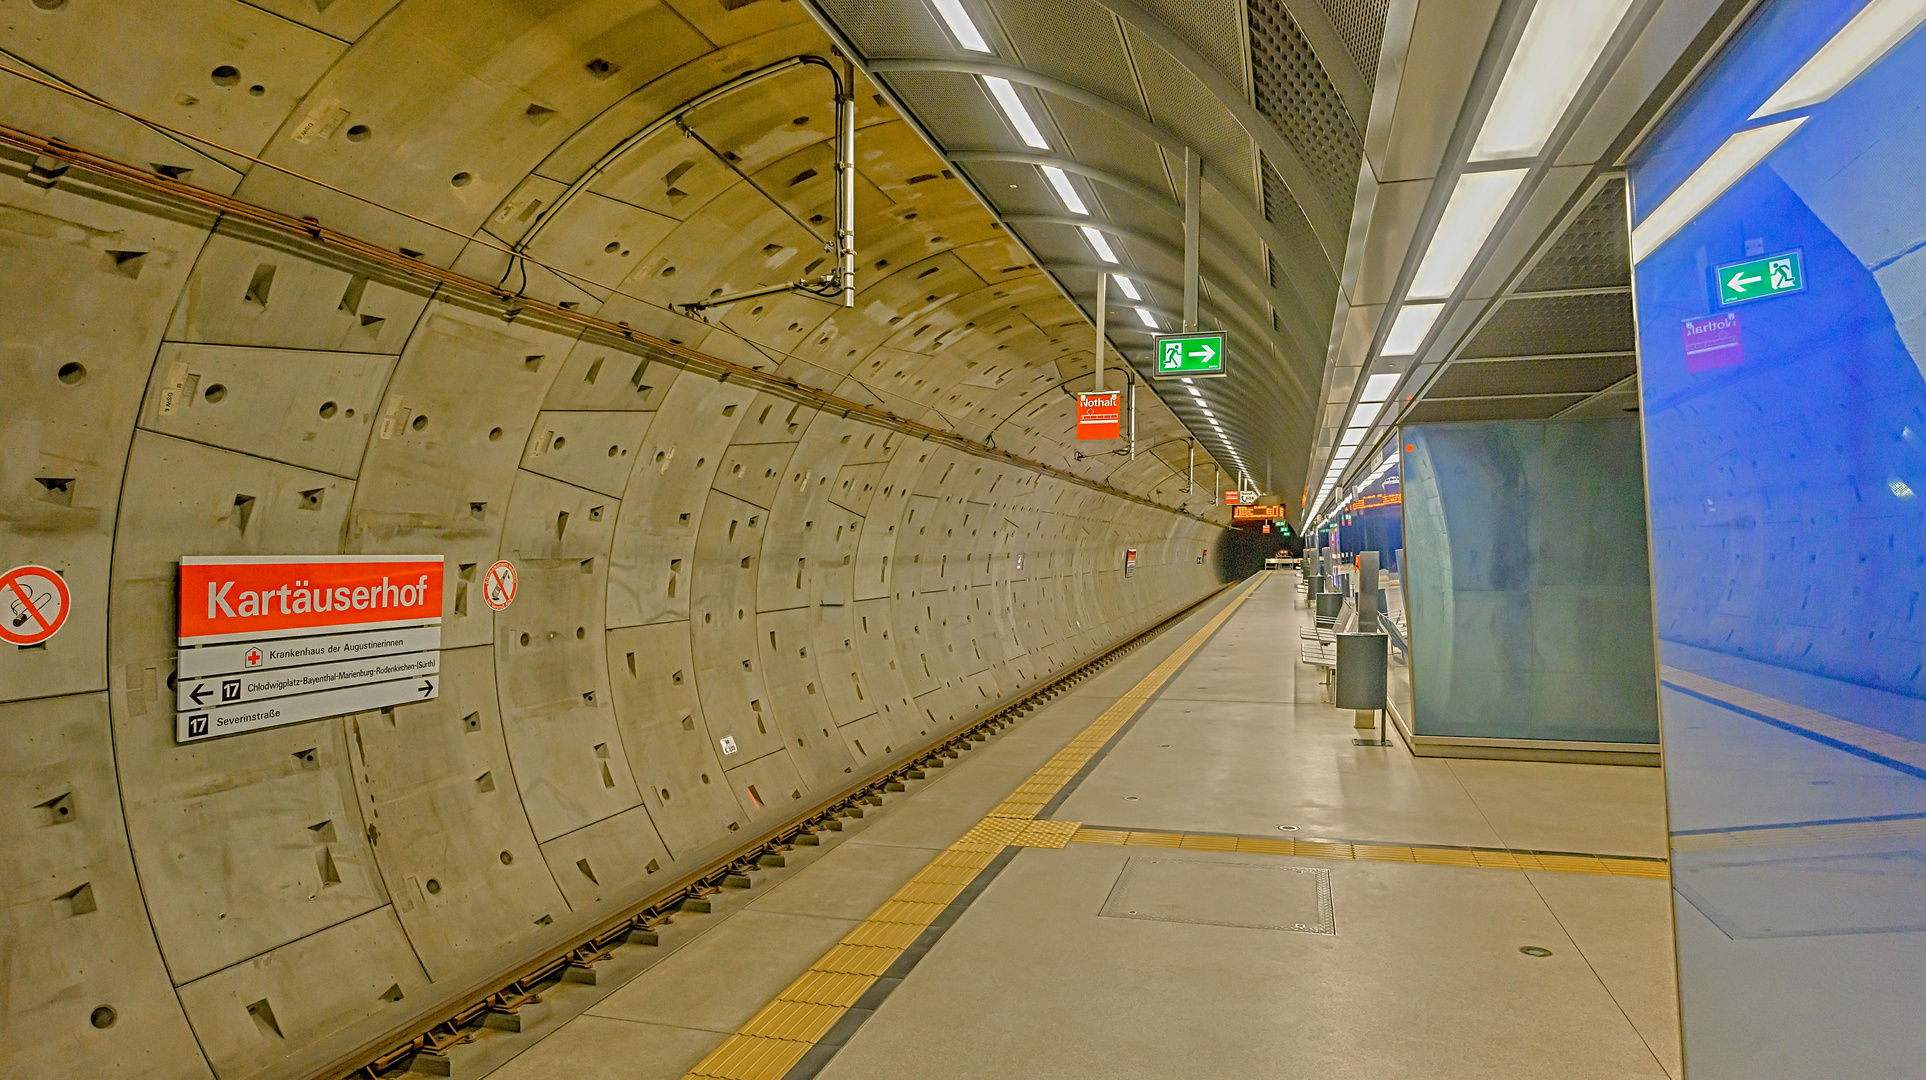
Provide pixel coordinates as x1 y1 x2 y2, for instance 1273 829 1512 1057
1 564 71 646
484 560 517 611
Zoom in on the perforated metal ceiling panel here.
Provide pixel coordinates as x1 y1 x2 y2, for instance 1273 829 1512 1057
1429 353 1636 398
1260 157 1325 278
1247 0 1362 219
989 0 1144 108
1132 0 1252 91
1519 179 1630 293
1125 25 1259 204
805 0 1383 497
811 0 958 57
1316 0 1390 86
1405 395 1588 423
886 71 1024 149
1457 292 1636 360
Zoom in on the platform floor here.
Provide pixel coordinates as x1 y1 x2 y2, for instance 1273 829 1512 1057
481 572 1680 1080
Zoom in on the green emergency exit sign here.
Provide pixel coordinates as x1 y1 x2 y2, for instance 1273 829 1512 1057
1717 250 1804 305
1154 332 1227 378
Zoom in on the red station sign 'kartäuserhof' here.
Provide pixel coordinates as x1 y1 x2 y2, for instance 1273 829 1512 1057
1076 391 1122 440
179 555 445 644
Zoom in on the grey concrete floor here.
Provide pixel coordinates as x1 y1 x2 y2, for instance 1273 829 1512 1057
482 574 1682 1079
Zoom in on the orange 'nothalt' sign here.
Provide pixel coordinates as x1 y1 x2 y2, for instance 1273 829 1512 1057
1232 505 1289 521
179 556 444 645
1076 391 1122 440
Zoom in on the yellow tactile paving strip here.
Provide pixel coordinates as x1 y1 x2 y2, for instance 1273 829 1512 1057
1064 825 1670 878
679 575 1271 1079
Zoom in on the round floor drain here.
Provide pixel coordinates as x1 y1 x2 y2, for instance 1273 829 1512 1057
1519 946 1553 957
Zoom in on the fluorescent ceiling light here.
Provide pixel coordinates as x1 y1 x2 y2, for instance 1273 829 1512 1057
1339 428 1366 447
983 76 1049 149
1630 118 1806 262
1112 274 1141 300
1754 0 1926 117
1186 387 1201 397
1348 399 1386 429
1360 372 1400 402
1382 303 1444 355
1180 378 1193 384
1041 166 1086 214
1471 0 1636 161
929 0 992 52
1079 225 1118 263
1409 169 1526 298
1135 307 1158 328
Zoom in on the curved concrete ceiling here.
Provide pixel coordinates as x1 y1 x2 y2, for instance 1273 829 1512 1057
0 3 1248 1077
812 0 1388 503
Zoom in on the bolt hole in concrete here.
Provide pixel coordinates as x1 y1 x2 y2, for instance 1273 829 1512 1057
90 1006 115 1029
210 65 239 86
1124 796 1138 801
319 400 337 418
411 414 427 431
450 171 472 188
58 361 85 384
345 124 371 142
489 427 503 441
1519 946 1554 958
1278 825 1298 832
425 879 441 895
499 851 513 865
203 383 226 403
249 84 264 96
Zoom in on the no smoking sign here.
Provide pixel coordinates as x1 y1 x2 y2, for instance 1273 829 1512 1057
484 560 517 611
1 564 71 646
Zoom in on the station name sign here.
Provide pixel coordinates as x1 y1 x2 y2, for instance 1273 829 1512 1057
176 556 443 742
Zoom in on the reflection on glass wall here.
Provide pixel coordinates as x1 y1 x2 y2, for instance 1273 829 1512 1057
1630 1 1926 1074
1400 419 1658 744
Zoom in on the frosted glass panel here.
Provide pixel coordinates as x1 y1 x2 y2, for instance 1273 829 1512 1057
1400 419 1659 743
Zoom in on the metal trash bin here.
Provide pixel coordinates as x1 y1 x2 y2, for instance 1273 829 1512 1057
1335 633 1388 711
1314 592 1343 622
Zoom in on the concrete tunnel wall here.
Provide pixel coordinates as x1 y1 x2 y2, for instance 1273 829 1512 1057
0 2 1232 1078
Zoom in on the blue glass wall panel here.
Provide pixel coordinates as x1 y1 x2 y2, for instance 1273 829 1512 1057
1335 461 1404 573
1400 419 1658 744
1630 1 1926 1074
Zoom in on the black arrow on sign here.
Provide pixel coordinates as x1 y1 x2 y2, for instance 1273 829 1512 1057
418 679 434 697
189 684 212 706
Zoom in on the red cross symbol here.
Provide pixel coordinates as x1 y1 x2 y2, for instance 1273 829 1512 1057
245 647 263 667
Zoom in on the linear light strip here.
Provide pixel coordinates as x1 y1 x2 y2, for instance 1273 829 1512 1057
1041 165 1086 214
1753 0 1926 117
930 0 992 52
1630 118 1805 262
1471 0 1638 161
983 76 1048 149
1409 170 1526 298
1079 225 1118 264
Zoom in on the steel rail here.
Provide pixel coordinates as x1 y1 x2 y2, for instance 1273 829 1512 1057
330 579 1236 1079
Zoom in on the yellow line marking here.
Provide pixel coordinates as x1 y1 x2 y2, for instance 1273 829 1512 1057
1662 666 1926 775
1061 825 1669 879
677 574 1270 1080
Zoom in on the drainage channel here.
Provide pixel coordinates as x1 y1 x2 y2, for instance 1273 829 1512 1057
334 582 1238 1079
